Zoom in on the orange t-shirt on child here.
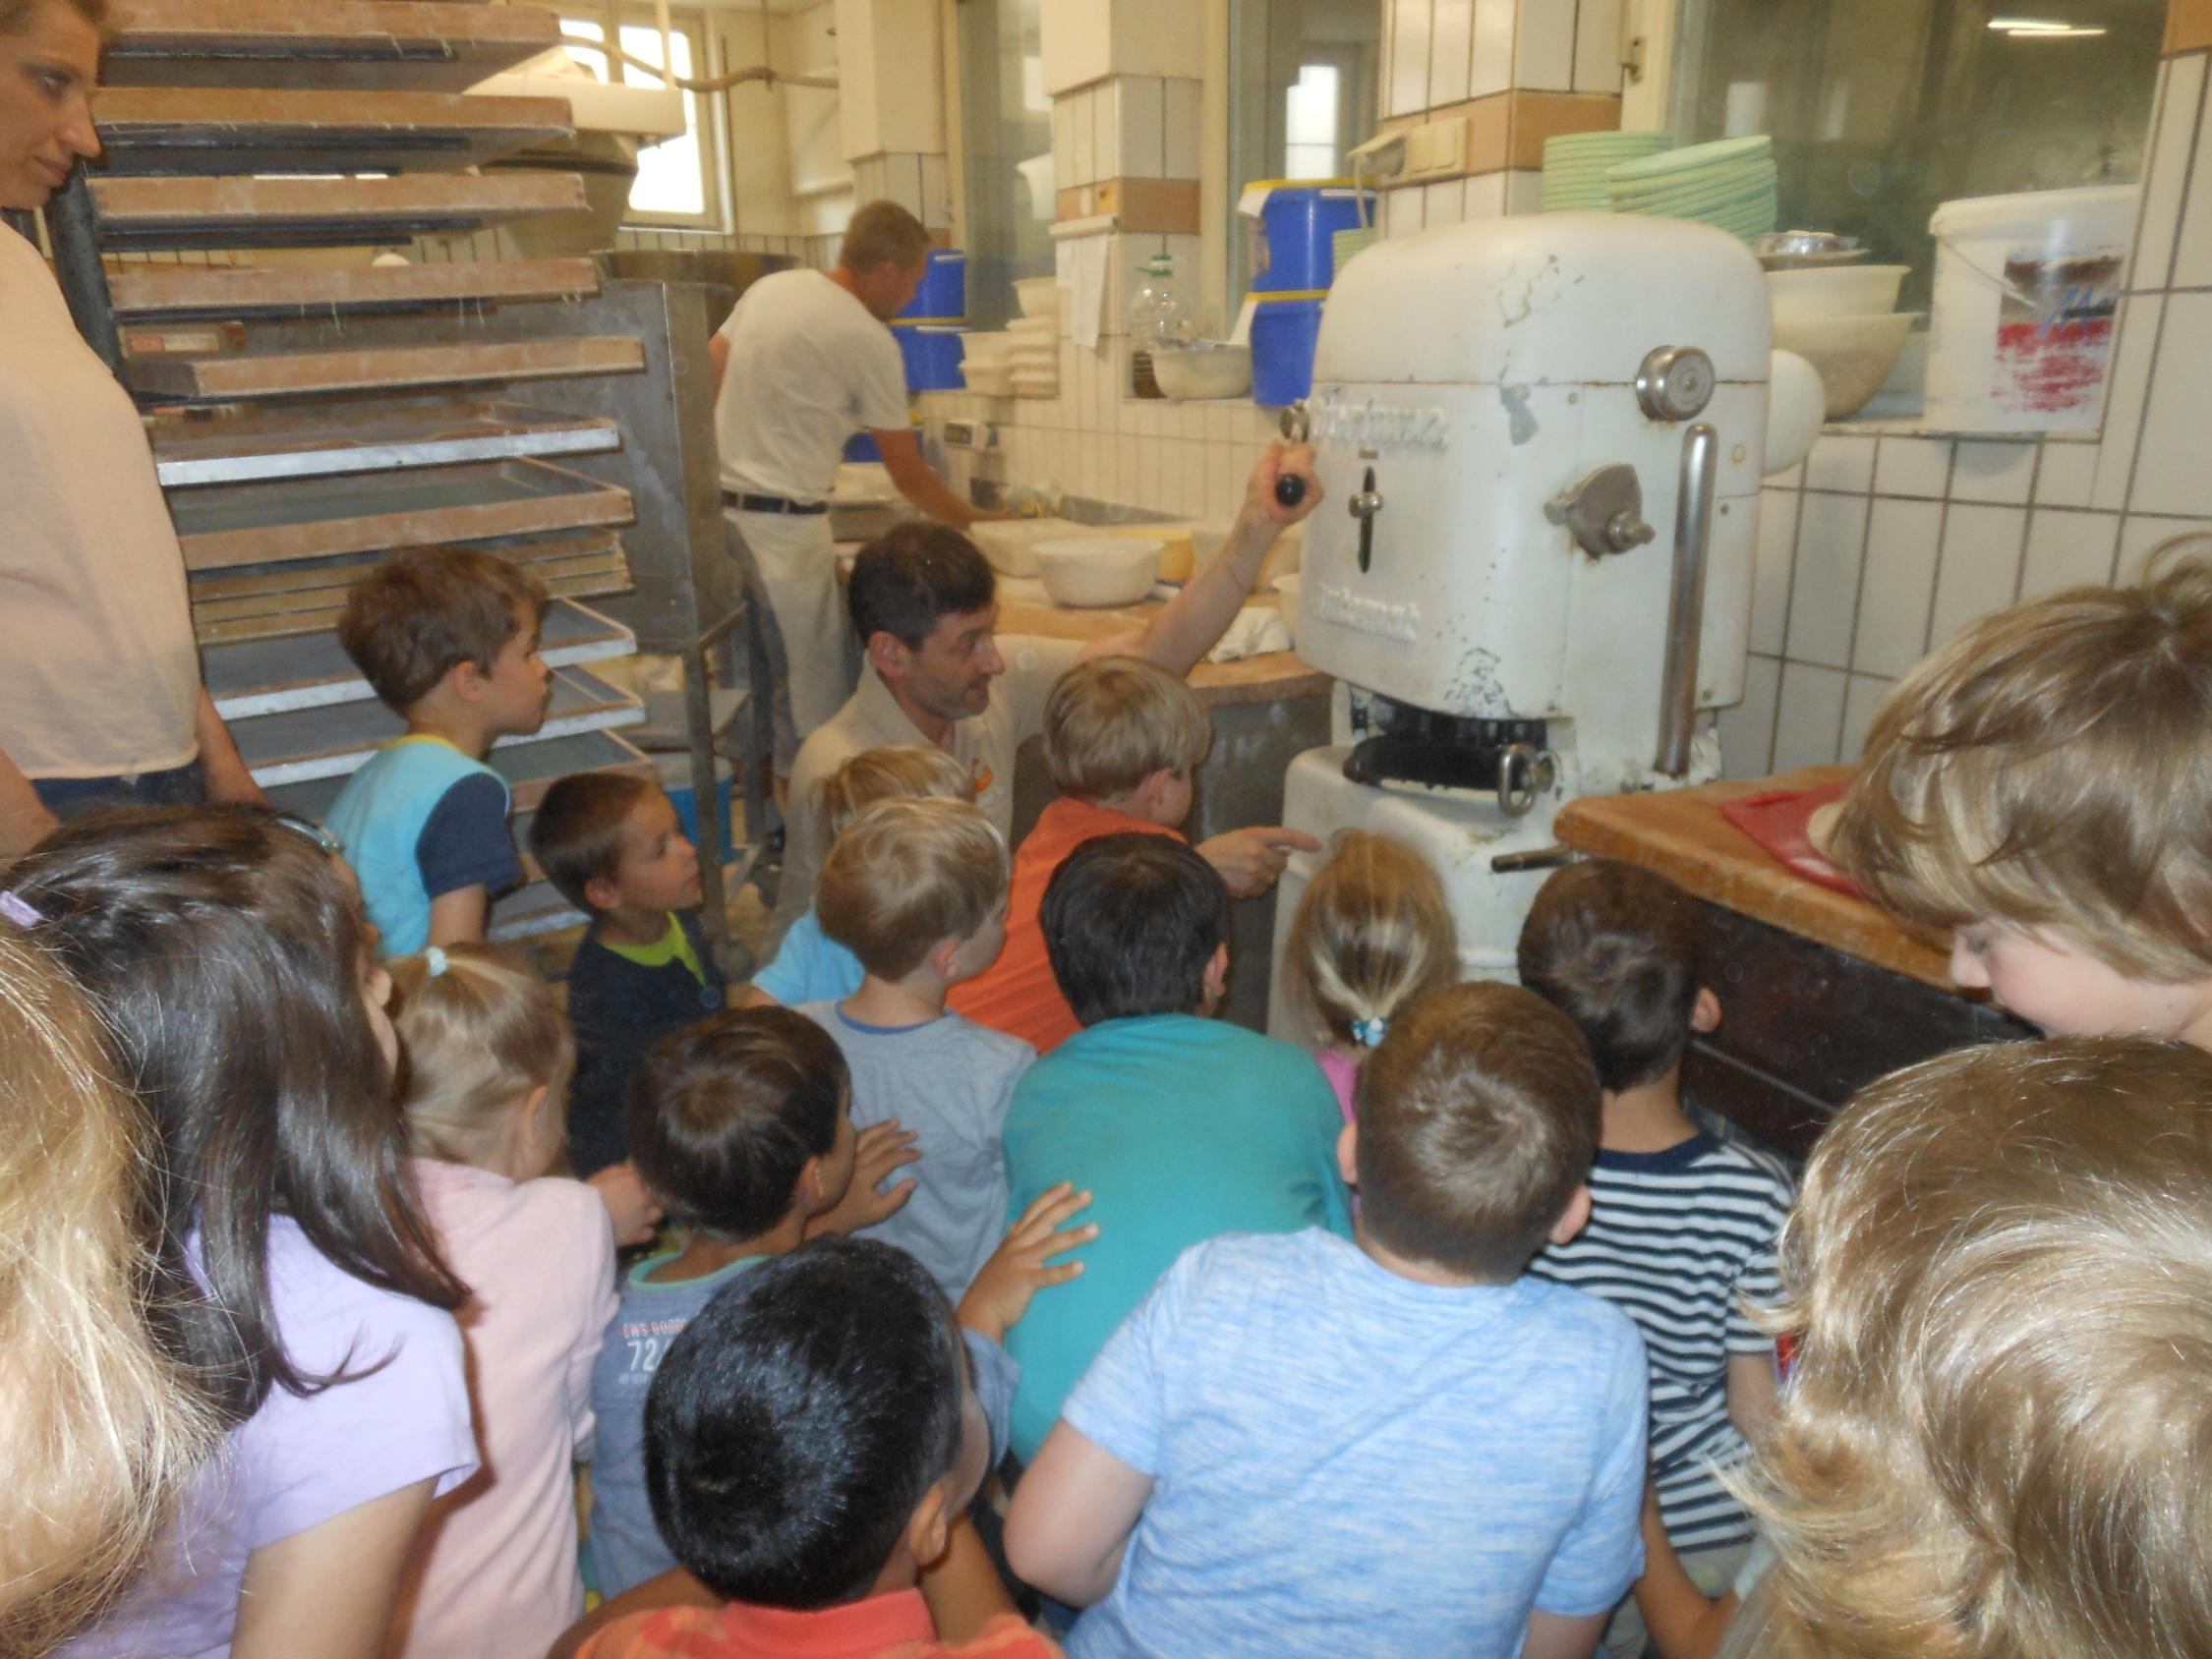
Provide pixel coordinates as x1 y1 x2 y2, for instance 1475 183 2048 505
947 796 1182 1055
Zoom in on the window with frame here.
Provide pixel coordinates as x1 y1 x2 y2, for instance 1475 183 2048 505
559 9 727 231
957 0 1054 330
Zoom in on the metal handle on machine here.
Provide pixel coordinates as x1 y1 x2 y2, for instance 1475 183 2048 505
1350 467 1381 571
1655 423 1717 777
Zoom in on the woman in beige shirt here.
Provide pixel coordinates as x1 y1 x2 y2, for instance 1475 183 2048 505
0 0 263 857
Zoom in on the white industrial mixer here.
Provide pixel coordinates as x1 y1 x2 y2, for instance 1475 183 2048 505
1267 211 1803 1017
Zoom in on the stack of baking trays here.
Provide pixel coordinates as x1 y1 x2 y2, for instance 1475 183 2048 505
42 0 731 947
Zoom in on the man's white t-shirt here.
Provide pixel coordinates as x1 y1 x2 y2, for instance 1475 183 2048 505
714 269 909 501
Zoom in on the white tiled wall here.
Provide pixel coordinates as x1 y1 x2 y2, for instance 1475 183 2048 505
1054 77 1204 189
1385 0 1625 117
1717 45 2212 779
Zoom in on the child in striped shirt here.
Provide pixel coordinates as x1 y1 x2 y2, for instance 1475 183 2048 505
1517 857 1794 1659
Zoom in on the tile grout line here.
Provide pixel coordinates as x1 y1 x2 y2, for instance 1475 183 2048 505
1918 440 1957 659
2116 56 2208 519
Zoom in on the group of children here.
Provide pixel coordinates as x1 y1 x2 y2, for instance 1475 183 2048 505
7 530 2212 1659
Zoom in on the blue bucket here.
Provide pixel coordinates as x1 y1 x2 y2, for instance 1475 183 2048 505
895 324 967 392
1252 184 1375 293
843 430 883 463
1250 297 1323 406
657 753 736 863
898 249 967 323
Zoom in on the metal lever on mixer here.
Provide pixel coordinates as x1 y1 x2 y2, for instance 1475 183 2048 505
1495 743 1556 818
1655 424 1718 777
1350 467 1382 572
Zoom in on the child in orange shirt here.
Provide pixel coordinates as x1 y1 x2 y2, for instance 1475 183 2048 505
949 657 1312 1053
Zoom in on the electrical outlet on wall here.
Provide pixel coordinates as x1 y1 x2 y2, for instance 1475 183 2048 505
940 420 998 450
1403 117 1470 182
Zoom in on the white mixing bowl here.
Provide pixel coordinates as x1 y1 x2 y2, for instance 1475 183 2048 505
1767 264 1909 324
1034 538 1161 607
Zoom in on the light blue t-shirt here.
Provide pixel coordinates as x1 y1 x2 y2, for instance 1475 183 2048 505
325 734 517 957
1060 1230 1650 1659
587 1247 1019 1599
1000 1013 1352 1463
751 906 864 1006
796 1002 1034 1296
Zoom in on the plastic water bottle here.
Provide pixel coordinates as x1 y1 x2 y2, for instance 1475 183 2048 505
1127 253 1193 399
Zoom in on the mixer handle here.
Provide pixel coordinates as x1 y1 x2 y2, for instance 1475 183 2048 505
1655 424 1718 777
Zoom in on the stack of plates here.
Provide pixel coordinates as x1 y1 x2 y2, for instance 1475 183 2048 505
1605 136 1777 242
1541 131 1674 211
1005 315 1060 399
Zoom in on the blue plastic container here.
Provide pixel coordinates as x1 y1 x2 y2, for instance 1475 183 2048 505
657 753 735 863
897 249 967 322
1252 184 1375 293
843 430 883 463
895 324 967 392
1250 297 1324 407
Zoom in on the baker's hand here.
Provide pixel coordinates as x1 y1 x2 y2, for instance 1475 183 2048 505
1244 441 1323 526
1196 826 1323 898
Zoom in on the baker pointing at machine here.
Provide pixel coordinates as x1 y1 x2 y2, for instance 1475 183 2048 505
710 201 1007 781
766 444 1327 951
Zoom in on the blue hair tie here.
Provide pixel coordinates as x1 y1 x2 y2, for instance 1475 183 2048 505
425 945 450 978
1352 1015 1387 1049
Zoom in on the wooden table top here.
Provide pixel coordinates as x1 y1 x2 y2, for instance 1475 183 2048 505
993 588 1333 708
1553 766 1962 991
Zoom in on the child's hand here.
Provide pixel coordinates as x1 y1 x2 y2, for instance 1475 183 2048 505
588 1162 665 1247
807 1119 922 1237
1196 826 1323 898
957 1182 1097 1345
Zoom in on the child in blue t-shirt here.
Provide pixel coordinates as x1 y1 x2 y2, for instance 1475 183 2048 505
326 545 551 956
1004 981 1649 1659
588 1004 1093 1599
744 743 974 1009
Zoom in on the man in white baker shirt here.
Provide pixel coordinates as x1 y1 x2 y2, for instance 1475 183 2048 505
710 200 1002 775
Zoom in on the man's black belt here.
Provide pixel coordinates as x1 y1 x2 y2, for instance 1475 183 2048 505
728 491 829 516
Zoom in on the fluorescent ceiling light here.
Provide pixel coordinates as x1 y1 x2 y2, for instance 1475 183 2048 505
1988 16 2108 32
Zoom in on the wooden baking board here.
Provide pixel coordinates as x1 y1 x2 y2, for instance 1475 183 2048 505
993 588 1332 708
171 459 634 571
103 0 561 91
263 725 657 821
150 400 621 487
238 663 644 787
128 335 644 403
92 87 572 176
204 596 635 719
1553 765 1957 989
107 258 601 321
88 173 587 251
187 531 630 645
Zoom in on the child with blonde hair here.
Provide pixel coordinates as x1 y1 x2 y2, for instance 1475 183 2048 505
801 795 1032 1296
1280 830 1459 1122
1828 549 2212 1048
952 657 1316 1054
745 743 973 1009
0 919 219 1656
380 944 622 1659
1721 1036 2212 1659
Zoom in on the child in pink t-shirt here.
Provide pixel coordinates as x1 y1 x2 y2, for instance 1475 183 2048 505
382 944 631 1659
1279 831 1460 1124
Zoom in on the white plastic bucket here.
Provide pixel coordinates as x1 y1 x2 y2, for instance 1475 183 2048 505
1925 186 2136 433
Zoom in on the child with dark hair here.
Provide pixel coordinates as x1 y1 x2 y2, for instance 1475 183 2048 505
326 545 553 955
1516 858 1794 1658
586 1006 1090 1598
530 771 727 1176
997 833 1350 1466
1006 981 1648 1657
8 807 478 1657
561 1239 1077 1659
